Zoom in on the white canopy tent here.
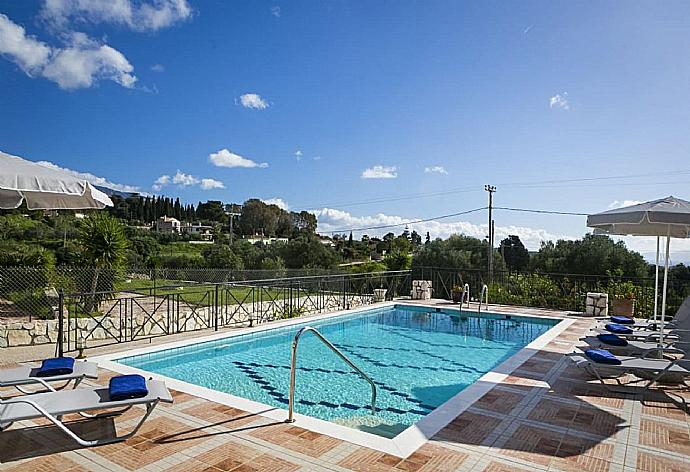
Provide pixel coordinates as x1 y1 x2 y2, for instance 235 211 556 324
0 151 113 210
587 196 690 344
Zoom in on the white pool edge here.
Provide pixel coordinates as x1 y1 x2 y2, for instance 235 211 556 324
92 302 575 458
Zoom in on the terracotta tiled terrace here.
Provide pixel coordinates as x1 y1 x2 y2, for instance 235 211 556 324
1 302 689 472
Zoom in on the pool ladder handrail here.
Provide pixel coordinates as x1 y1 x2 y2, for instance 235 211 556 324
478 284 489 314
463 283 471 308
287 326 377 423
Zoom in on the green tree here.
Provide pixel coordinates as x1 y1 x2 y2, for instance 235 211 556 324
197 200 228 224
202 245 244 269
412 234 505 271
530 234 646 277
383 251 412 271
500 235 529 272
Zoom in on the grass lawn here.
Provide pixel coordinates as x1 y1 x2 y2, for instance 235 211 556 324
159 241 207 258
115 278 298 306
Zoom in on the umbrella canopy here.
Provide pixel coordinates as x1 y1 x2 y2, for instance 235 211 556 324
0 151 113 210
587 196 690 238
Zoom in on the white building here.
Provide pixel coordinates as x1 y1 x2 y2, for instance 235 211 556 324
243 236 289 245
182 223 213 240
155 216 181 233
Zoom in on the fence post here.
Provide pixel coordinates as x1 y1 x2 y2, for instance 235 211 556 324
57 289 64 357
214 284 219 331
342 276 347 309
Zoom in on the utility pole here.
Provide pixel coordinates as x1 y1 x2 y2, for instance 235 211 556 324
485 185 497 280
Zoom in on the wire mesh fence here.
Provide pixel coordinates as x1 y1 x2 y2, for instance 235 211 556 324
1 265 689 324
412 267 690 318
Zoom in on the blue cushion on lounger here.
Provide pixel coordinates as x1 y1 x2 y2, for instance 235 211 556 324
585 349 622 365
610 315 634 325
36 357 75 377
597 333 628 347
605 323 633 334
109 374 148 401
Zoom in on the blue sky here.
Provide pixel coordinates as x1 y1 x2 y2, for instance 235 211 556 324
2 1 690 257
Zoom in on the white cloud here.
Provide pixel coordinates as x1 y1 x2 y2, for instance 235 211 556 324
171 170 198 186
270 6 281 17
40 0 192 32
261 197 288 210
361 165 398 179
313 156 322 161
313 208 572 251
523 25 533 35
150 63 164 72
549 92 570 110
200 178 225 190
0 14 51 74
0 15 136 89
239 93 269 109
209 148 268 169
294 150 302 161
42 33 137 89
36 160 140 192
607 200 644 210
152 174 169 191
153 171 224 191
424 166 448 175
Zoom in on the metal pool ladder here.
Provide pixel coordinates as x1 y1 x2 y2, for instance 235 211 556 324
286 326 377 423
478 284 489 314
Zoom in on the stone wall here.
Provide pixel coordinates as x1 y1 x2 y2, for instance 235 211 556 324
0 293 375 349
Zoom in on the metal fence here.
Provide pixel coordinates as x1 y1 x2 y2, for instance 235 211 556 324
2 265 689 352
56 270 413 354
0 267 348 321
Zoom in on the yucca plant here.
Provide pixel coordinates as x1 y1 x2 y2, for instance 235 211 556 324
78 213 129 312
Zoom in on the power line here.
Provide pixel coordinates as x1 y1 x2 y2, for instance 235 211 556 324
298 169 690 210
321 206 488 234
494 207 589 216
321 204 590 235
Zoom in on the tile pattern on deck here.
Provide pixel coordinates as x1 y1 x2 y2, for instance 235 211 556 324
1 304 689 471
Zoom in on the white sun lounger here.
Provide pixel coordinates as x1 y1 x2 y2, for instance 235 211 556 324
0 360 98 395
580 336 678 356
596 296 690 331
0 379 173 446
567 351 690 392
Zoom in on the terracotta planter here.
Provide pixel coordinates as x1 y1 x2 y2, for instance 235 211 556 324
612 298 635 317
452 290 464 303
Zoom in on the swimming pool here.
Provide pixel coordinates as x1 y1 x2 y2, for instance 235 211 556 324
115 304 559 439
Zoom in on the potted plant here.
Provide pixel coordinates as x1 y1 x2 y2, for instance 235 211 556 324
451 283 465 304
612 290 636 317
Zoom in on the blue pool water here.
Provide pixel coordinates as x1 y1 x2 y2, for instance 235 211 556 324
117 305 558 437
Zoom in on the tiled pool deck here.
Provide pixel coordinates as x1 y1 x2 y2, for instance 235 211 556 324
1 302 689 471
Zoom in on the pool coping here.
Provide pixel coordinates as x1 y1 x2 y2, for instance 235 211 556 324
92 301 575 458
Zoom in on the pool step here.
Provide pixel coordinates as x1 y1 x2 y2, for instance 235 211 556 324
333 415 407 438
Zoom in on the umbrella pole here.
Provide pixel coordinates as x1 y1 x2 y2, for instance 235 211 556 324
659 231 671 348
653 236 660 322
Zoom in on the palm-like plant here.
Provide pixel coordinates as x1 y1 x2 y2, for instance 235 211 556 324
78 214 129 312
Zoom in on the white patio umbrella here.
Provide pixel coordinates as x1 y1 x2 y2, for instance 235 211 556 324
587 196 690 345
0 151 113 210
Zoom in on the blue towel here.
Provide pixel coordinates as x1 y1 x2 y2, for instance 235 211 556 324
585 349 622 365
597 333 628 347
610 315 634 325
605 323 633 334
36 357 75 377
109 374 148 401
